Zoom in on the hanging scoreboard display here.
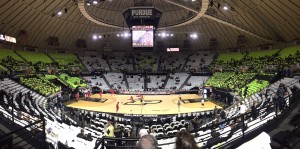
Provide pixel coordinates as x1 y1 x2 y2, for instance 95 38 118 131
132 26 154 47
123 7 162 49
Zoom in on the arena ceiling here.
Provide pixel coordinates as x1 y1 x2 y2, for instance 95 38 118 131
0 0 299 52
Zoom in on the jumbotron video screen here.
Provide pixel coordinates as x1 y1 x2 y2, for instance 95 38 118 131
132 26 154 47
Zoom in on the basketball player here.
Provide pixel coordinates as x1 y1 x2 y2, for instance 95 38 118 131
201 99 204 106
140 94 144 103
179 94 182 100
75 93 79 102
84 90 88 100
177 99 181 112
87 91 91 99
99 90 103 97
116 102 119 112
130 96 134 103
110 89 115 96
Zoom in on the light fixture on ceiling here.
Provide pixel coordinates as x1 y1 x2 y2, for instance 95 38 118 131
223 6 228 10
98 35 102 38
116 32 130 38
57 11 63 16
93 0 98 5
93 35 97 40
86 1 91 6
156 32 174 38
190 33 198 38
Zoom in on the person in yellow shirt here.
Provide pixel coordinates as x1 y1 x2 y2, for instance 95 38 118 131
105 121 115 148
105 121 115 137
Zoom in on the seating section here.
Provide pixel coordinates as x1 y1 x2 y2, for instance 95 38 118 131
182 76 209 90
0 79 96 148
106 53 133 71
278 46 300 69
160 53 189 71
59 73 87 89
238 79 269 98
16 51 53 64
49 53 83 70
80 55 109 71
210 52 246 72
126 75 144 91
0 64 8 71
278 46 300 59
20 76 60 96
135 53 158 71
147 75 166 90
44 74 58 80
104 73 127 90
0 49 23 61
247 49 279 58
184 53 214 71
84 76 110 90
210 48 300 74
165 73 189 90
216 52 245 62
0 49 29 72
205 72 256 89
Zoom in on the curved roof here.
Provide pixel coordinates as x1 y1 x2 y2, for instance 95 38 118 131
0 0 299 51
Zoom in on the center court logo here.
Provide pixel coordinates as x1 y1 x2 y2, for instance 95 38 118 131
123 100 162 105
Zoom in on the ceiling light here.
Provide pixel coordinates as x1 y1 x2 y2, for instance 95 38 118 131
86 1 91 6
158 34 161 36
170 34 174 37
93 35 97 40
57 11 62 16
223 6 228 10
93 0 98 5
117 34 120 37
124 33 129 37
161 32 166 37
190 33 198 38
98 35 102 38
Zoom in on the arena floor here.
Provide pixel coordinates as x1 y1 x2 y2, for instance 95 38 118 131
66 94 221 115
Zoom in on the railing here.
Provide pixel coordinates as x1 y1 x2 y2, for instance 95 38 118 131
0 106 46 149
95 89 299 149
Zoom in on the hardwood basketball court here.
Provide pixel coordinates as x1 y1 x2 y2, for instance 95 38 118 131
67 94 221 115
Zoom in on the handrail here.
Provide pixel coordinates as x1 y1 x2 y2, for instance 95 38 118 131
0 118 43 139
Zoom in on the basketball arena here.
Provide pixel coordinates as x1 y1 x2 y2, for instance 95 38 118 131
0 0 300 149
